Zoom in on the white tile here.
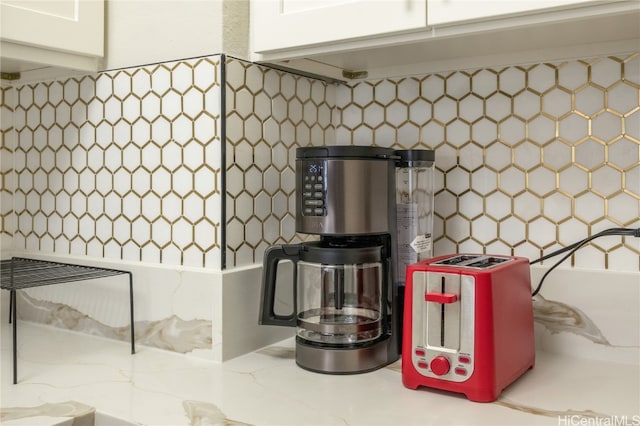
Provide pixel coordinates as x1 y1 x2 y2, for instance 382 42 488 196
608 82 638 115
131 69 152 97
407 98 431 126
420 75 445 101
385 100 408 127
226 217 244 249
94 74 112 102
78 76 95 104
484 142 510 171
445 215 470 242
591 57 622 89
131 217 151 246
234 192 253 222
470 215 495 243
513 191 540 220
574 85 605 117
527 115 556 144
122 193 141 221
574 139 605 169
193 58 218 90
470 168 497 196
26 106 40 129
472 73 499 100
542 141 571 171
445 72 471 99
511 141 540 174
432 96 456 124
458 142 482 171
542 87 571 118
558 165 588 195
40 104 55 129
63 79 80 103
459 94 483 123
171 62 193 94
160 90 182 120
558 113 589 143
244 167 262 196
527 167 556 197
485 92 510 121
280 168 295 193
87 98 104 126
458 191 483 218
498 67 526 95
352 82 374 107
608 137 639 169
141 93 161 121
591 166 622 197
193 167 216 196
445 120 469 147
444 167 469 195
396 123 419 147
110 72 130 101
498 216 526 245
87 192 105 219
70 102 87 125
280 213 296 241
150 65 172 95
558 60 589 91
574 192 605 222
295 76 311 100
484 191 511 220
512 90 539 120
339 104 361 130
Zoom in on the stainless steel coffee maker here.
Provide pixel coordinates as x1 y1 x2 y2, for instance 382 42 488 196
260 145 434 374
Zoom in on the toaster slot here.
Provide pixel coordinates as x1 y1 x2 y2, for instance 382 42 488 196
465 256 510 269
425 272 461 352
435 255 479 266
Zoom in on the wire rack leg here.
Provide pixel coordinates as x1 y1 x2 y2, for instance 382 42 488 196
11 289 17 384
129 273 135 354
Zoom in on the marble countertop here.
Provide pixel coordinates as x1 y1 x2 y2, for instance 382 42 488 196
1 321 639 426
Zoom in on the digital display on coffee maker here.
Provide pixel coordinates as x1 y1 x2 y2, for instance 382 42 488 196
302 161 326 217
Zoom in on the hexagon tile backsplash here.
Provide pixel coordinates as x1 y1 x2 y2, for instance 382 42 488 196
1 52 639 272
2 56 225 268
334 53 639 271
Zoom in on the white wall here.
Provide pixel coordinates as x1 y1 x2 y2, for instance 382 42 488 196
104 0 225 70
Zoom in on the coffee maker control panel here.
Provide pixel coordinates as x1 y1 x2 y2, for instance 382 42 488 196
302 161 326 216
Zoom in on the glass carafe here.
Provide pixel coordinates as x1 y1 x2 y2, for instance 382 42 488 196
297 260 382 345
260 240 384 347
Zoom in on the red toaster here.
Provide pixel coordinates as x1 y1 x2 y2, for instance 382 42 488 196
402 254 535 402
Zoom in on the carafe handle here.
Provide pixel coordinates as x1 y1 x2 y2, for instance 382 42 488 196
260 244 302 327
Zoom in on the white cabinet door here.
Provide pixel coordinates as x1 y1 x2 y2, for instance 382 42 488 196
428 0 601 26
252 0 427 53
1 0 103 57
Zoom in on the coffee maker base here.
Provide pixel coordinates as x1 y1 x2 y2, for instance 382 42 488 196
295 337 397 374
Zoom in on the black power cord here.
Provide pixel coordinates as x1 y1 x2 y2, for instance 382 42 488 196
529 227 640 297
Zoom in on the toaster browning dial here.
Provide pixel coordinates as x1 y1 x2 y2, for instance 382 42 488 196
430 356 450 376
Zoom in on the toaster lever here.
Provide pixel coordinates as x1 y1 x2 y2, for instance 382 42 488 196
424 292 458 304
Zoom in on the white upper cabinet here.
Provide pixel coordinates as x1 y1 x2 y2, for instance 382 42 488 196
427 0 601 26
251 0 427 53
1 0 104 75
251 0 639 82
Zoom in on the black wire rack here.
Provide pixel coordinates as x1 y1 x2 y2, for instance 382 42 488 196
1 257 130 289
1 257 135 384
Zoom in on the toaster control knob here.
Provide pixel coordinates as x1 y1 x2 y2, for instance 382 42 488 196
430 356 450 376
